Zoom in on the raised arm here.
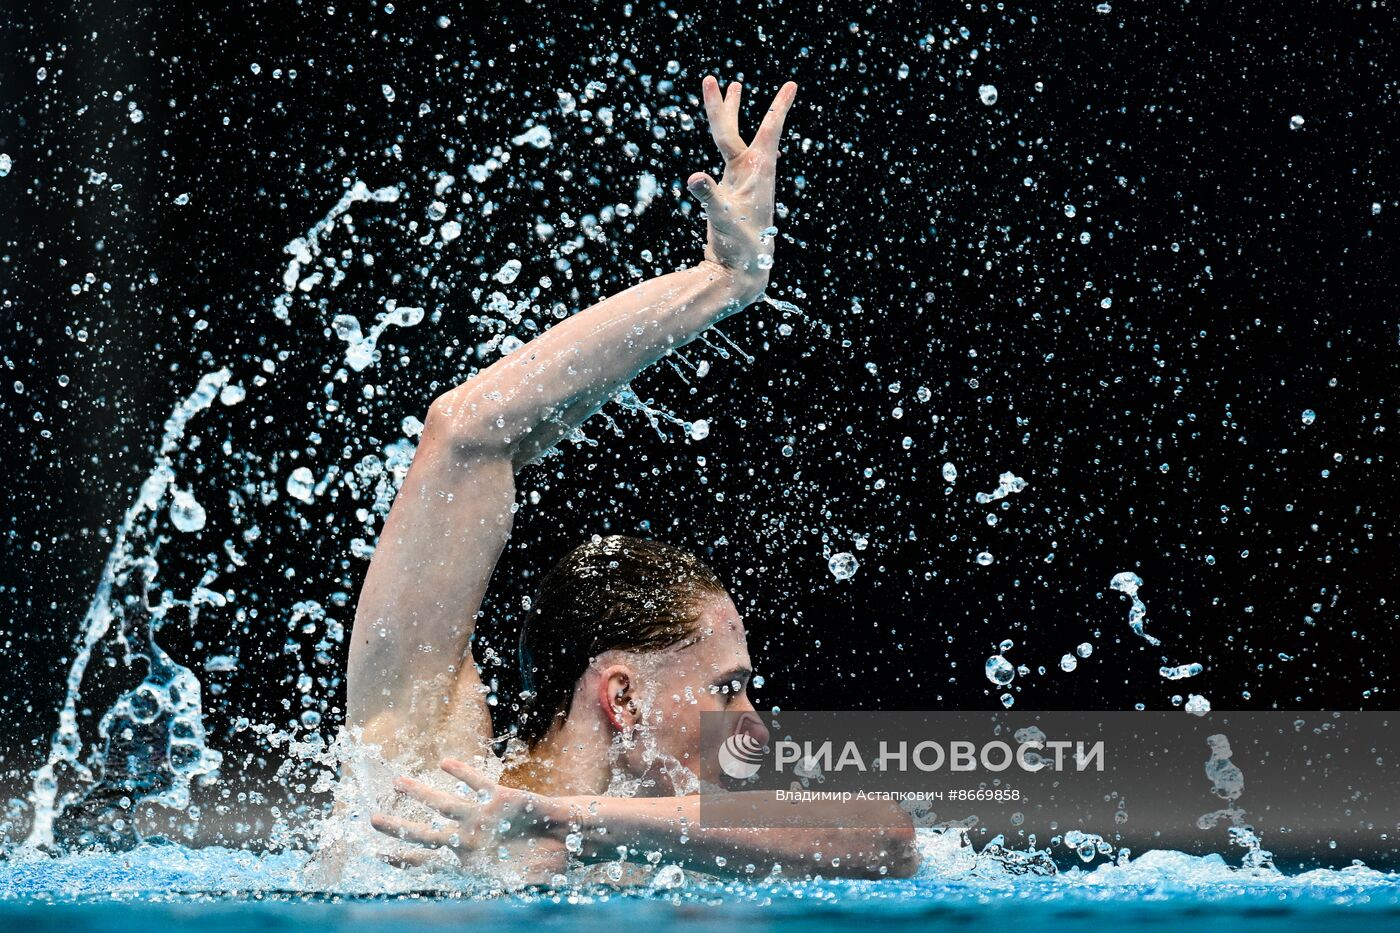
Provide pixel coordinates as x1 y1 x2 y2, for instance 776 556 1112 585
345 77 798 764
426 77 797 466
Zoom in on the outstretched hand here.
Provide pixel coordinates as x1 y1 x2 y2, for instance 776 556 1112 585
371 757 562 865
688 76 798 300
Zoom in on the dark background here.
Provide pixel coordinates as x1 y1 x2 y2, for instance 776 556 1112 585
0 0 1394 846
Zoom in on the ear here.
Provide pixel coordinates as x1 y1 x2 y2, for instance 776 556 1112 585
595 663 640 733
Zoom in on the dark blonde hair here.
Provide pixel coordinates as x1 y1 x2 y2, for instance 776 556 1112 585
515 535 727 747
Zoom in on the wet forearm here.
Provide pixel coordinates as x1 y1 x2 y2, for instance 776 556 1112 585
426 261 765 467
549 794 920 879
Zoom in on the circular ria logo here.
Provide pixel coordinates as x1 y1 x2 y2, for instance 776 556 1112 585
718 732 765 780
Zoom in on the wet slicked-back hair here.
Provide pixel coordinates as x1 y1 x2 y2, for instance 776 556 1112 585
515 535 727 747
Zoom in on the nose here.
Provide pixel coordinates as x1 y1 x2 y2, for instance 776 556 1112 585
733 701 770 749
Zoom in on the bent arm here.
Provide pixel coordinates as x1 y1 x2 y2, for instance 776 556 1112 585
346 76 795 766
429 261 761 469
346 264 762 763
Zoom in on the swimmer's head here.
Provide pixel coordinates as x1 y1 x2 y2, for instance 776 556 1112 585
516 534 765 786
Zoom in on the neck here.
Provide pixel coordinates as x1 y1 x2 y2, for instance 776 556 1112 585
502 715 614 796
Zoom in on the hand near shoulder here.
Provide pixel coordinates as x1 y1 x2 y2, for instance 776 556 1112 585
371 757 569 876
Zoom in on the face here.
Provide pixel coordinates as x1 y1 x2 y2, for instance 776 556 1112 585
600 592 769 793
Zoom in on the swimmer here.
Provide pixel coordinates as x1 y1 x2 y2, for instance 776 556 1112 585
346 76 918 881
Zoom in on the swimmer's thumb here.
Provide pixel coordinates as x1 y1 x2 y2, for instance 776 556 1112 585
687 172 719 204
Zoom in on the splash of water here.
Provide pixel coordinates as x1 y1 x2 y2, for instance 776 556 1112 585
1109 571 1161 646
1196 733 1274 870
24 171 421 849
611 384 693 439
332 302 426 372
26 369 230 849
761 293 831 340
975 471 1028 504
273 181 401 320
1161 662 1204 680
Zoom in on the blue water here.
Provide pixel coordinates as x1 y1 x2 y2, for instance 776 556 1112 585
3 838 1397 932
5 894 1400 933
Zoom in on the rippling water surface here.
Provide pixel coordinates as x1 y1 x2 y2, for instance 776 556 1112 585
4 836 1399 932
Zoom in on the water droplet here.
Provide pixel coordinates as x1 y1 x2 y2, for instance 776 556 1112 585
494 258 522 284
986 654 1015 685
1289 114 1304 130
1076 642 1093 658
287 466 316 503
382 84 396 103
1111 571 1160 645
976 551 994 566
942 462 958 484
975 471 1027 504
1160 662 1204 680
0 153 10 178
440 220 462 242
977 84 998 106
511 125 553 149
1301 408 1316 425
1064 204 1077 218
828 552 859 581
688 419 709 441
1059 654 1078 672
169 487 207 533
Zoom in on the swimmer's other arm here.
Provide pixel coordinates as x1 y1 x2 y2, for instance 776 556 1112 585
553 791 921 880
375 761 920 880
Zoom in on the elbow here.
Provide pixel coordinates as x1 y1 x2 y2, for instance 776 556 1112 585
425 388 517 458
